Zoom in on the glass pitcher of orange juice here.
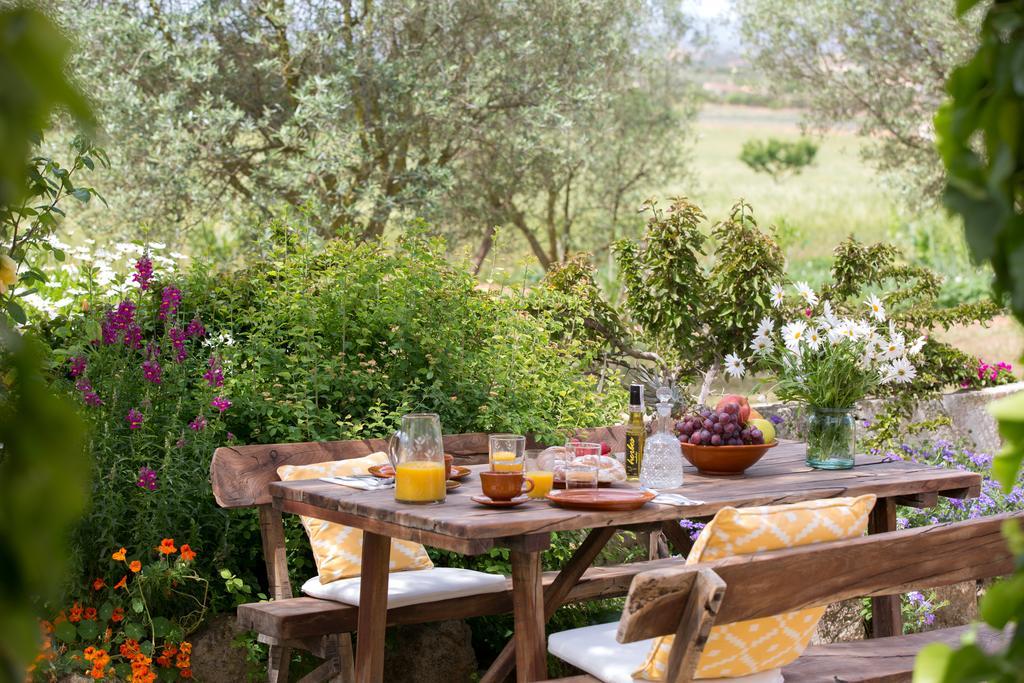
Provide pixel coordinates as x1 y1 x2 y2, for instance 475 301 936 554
388 413 446 504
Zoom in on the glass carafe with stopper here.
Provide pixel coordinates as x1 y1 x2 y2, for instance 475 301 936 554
388 413 446 504
640 386 683 489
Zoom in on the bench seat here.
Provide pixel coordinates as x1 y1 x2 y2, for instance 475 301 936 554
238 555 684 641
545 624 1006 683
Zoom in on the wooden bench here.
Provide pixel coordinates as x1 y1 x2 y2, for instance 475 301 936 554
211 427 662 683
544 511 1021 683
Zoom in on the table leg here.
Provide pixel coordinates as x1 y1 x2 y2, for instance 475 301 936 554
355 532 391 683
868 497 902 638
510 549 547 683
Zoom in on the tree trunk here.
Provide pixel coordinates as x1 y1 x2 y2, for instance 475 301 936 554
471 225 496 275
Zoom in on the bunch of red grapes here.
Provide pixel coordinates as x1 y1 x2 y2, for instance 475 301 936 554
675 402 765 446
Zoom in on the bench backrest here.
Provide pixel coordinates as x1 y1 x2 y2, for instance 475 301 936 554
616 511 1022 682
210 426 626 509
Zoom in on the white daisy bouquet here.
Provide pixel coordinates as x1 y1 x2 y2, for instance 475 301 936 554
728 282 924 410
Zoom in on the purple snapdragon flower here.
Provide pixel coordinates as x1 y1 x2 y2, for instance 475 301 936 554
133 255 153 291
68 356 87 378
189 414 208 431
142 359 163 384
168 327 187 363
126 408 144 430
186 316 206 339
75 377 103 407
158 285 181 321
136 466 159 491
203 355 224 388
210 396 231 413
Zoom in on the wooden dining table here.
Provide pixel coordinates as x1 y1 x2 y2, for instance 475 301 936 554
267 440 981 683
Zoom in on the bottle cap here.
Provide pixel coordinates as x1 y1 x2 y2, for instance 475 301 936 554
630 384 643 406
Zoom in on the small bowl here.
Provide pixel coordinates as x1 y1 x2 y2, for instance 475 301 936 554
680 440 778 475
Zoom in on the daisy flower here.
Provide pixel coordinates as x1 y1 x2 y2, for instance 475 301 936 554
907 335 926 356
755 316 774 338
770 283 785 308
805 327 823 351
750 334 775 355
884 332 906 360
865 294 886 322
853 319 874 340
724 353 746 379
818 300 838 329
782 320 808 351
795 281 819 306
886 358 916 383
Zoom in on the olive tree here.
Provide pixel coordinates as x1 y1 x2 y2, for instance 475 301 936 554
736 0 979 202
55 0 694 261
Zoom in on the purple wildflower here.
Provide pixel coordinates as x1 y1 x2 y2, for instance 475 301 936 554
186 316 206 339
189 414 208 432
68 356 87 378
175 436 186 449
158 286 181 321
102 300 138 346
768 414 784 426
75 377 103 407
679 519 706 541
142 359 163 384
226 432 236 442
210 396 231 413
136 466 159 491
168 327 187 363
123 323 143 350
133 255 153 290
126 408 144 430
203 355 224 388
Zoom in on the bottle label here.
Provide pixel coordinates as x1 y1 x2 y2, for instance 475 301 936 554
625 433 643 479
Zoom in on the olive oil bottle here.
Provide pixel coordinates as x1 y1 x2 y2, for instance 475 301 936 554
624 383 646 480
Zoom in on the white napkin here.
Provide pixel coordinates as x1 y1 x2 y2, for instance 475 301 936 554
647 491 704 506
320 475 394 491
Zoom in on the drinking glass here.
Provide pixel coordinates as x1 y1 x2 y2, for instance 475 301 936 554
489 434 526 473
564 462 599 489
388 413 446 504
566 441 602 461
524 449 554 499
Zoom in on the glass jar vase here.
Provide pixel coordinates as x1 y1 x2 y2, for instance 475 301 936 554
806 407 856 470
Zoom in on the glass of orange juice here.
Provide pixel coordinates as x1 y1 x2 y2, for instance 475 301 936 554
524 449 554 499
489 434 525 472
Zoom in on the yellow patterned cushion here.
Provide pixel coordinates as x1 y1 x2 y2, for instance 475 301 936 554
634 494 876 680
277 453 434 583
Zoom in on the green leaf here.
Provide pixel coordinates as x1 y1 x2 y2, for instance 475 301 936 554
71 188 90 203
123 620 145 641
131 596 144 613
53 620 77 643
152 616 171 638
7 299 26 324
76 620 100 641
98 601 114 622
979 573 1024 627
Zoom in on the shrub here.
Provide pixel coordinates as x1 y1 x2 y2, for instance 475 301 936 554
739 137 818 181
40 228 620 613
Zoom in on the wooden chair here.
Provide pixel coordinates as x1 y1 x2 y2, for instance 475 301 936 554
543 511 1021 683
211 427 658 682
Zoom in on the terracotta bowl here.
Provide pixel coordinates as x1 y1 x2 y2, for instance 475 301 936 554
680 440 778 476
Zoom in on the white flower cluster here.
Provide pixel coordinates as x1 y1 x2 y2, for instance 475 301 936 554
23 233 188 320
734 284 924 384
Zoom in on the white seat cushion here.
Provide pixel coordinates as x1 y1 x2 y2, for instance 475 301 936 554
301 567 508 609
548 621 783 683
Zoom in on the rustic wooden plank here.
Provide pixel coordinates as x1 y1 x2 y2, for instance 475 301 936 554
617 512 1019 643
354 532 391 683
780 624 1007 683
237 553 686 640
511 550 547 682
870 498 903 638
258 504 294 601
665 569 726 683
267 443 981 546
211 433 494 508
481 528 618 683
267 643 291 683
893 491 939 508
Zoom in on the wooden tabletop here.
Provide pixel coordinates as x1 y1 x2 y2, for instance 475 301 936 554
269 440 981 555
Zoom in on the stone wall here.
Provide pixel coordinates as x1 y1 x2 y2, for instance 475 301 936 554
755 381 1024 454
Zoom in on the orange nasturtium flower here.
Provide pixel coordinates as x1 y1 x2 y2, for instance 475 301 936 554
69 603 83 623
129 560 142 573
92 578 106 591
111 607 124 623
156 538 176 555
179 544 196 562
112 547 127 562
113 575 128 590
83 607 97 621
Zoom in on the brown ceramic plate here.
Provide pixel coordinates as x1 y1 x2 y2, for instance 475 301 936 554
552 478 612 489
369 464 472 481
446 479 462 491
545 488 655 511
680 440 778 476
471 494 529 508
